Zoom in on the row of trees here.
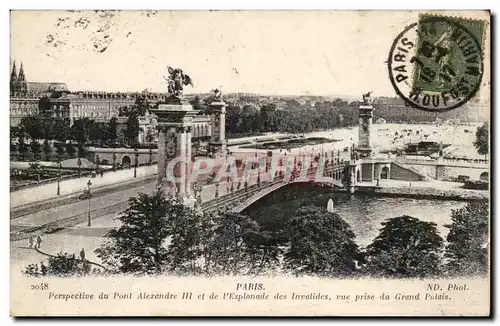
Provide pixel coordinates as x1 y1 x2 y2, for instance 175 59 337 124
224 100 360 136
11 137 86 162
11 116 119 145
27 191 489 278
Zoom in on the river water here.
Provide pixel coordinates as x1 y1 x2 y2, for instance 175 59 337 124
242 183 467 247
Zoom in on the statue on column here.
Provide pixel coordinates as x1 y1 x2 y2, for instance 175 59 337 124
362 91 373 104
163 66 194 98
212 88 223 101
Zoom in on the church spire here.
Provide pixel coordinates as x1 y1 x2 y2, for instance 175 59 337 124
10 61 17 84
18 62 25 82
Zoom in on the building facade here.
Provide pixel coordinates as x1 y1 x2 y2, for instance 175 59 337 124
10 61 214 145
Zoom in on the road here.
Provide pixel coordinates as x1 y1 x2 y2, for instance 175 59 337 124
11 180 158 235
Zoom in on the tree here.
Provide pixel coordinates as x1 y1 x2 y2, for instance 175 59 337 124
55 143 66 159
284 205 360 277
54 119 70 142
70 118 94 144
444 201 489 276
123 113 139 146
107 117 118 144
164 207 205 275
20 116 43 140
18 137 28 161
95 190 195 275
473 122 488 158
30 140 42 160
202 212 281 276
43 139 52 161
10 141 17 159
41 118 56 140
77 145 86 158
364 215 443 278
65 144 76 158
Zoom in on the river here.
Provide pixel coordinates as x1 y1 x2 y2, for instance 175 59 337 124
242 183 467 247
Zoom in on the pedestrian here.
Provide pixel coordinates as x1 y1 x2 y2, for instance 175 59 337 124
40 261 47 276
100 170 104 178
28 235 34 249
35 235 43 249
80 248 86 261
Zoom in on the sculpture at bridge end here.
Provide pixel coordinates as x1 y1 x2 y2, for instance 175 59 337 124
163 66 193 99
362 91 373 104
212 88 223 101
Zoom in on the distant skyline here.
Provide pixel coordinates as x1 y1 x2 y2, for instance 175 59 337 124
11 10 490 102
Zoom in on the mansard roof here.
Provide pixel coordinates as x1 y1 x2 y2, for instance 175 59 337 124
25 82 70 93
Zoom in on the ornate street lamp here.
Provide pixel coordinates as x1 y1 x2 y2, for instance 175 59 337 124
87 179 92 227
77 157 82 178
134 148 139 178
112 152 117 171
57 159 62 196
95 155 100 174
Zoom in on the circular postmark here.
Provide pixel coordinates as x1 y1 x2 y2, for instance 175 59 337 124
388 16 484 112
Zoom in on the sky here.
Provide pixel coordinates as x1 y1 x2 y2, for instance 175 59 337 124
10 10 490 100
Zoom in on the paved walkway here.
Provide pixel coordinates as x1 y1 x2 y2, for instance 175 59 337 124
356 179 466 189
10 165 157 209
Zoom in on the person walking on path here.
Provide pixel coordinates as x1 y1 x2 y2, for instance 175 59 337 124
35 235 43 249
28 235 34 249
80 248 86 261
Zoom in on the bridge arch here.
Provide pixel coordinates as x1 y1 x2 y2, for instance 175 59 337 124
122 156 131 166
227 179 345 214
480 171 489 181
381 166 389 179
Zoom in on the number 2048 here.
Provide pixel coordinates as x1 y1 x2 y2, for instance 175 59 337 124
31 283 49 290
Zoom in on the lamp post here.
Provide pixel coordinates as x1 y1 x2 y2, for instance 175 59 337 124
77 157 82 178
149 146 153 165
95 155 100 174
134 148 139 178
87 179 92 227
57 159 61 196
112 152 116 171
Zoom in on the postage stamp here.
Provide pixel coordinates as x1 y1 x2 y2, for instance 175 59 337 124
388 14 486 112
9 10 491 317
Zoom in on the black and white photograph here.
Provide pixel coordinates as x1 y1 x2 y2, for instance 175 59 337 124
8 10 491 316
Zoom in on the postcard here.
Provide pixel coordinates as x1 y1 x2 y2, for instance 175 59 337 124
9 10 490 316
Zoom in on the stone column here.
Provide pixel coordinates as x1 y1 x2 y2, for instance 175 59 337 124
176 126 187 198
357 104 374 158
209 101 227 155
185 126 192 197
157 127 166 186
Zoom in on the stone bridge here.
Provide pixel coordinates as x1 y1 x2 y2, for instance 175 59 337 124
201 164 346 214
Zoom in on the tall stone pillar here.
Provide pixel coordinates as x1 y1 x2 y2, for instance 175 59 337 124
185 126 192 197
151 100 198 207
209 100 226 155
157 129 167 186
357 104 374 158
346 161 358 194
